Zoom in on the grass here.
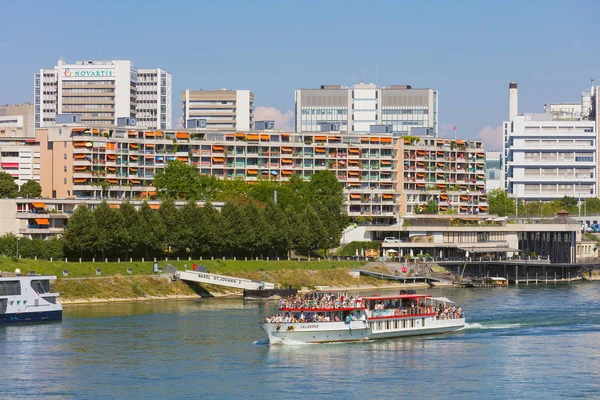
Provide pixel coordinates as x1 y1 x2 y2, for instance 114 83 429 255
0 256 368 278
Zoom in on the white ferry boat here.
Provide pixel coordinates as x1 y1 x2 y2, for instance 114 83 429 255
261 290 464 344
0 270 62 324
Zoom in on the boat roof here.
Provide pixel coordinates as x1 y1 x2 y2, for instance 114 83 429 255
488 277 508 281
362 294 432 301
430 297 456 304
280 307 363 312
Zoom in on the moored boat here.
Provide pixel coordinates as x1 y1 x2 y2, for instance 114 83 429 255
260 290 464 344
0 270 62 324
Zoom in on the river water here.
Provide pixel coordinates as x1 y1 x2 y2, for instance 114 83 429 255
2 283 600 399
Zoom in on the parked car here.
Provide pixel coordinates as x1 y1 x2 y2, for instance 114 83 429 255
383 237 400 243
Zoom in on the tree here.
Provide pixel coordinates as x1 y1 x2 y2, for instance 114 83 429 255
92 201 124 258
417 200 438 214
158 198 183 253
138 201 165 258
0 172 19 198
119 201 139 258
63 204 96 258
19 180 42 198
488 188 516 217
584 198 600 214
154 161 219 200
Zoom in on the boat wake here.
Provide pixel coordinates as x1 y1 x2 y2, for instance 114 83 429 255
465 322 522 330
253 338 270 345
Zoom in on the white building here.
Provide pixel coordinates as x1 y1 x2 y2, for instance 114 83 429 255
485 151 503 191
295 83 438 135
136 68 172 129
0 103 35 138
0 139 40 186
181 89 254 131
34 59 172 129
503 82 597 201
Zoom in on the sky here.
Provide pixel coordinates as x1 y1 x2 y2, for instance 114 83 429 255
1 0 598 150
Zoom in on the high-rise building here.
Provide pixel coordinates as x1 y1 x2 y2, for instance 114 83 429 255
503 82 597 202
295 83 438 135
485 151 503 191
0 103 35 138
136 68 172 129
181 89 254 131
34 59 172 129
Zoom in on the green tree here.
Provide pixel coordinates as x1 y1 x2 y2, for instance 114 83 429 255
158 198 183 253
92 201 124 258
180 201 201 257
584 198 600 214
417 199 438 214
63 204 96 258
138 201 165 258
488 188 516 216
200 202 221 256
154 161 219 200
119 201 139 258
264 203 292 258
19 180 42 198
0 172 19 198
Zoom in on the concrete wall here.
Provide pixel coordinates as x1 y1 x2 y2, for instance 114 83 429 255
0 199 18 236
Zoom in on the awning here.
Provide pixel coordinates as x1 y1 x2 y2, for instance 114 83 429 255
128 131 137 136
349 148 359 153
73 178 87 183
1 162 19 168
260 134 270 140
247 134 259 140
315 147 326 153
458 247 520 253
129 179 140 184
282 159 292 163
155 131 164 137
350 194 361 200
35 218 50 225
145 143 154 148
315 136 326 141
149 204 160 210
130 156 138 161
176 132 190 139
212 145 224 151
74 142 87 147
369 137 380 143
236 133 245 137
74 166 87 171
31 202 45 208
282 170 293 175
145 132 155 137
71 127 87 132
381 160 391 165
247 169 258 175
212 157 224 162
437 184 446 189
176 157 188 162
107 179 118 184
380 137 392 143
282 147 293 152
382 194 394 199
107 154 116 160
130 144 139 149
74 154 87 159
456 140 464 145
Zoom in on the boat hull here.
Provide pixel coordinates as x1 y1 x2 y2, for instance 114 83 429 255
261 321 369 344
0 310 62 324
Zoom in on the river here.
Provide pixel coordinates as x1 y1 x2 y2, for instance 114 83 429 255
2 283 600 399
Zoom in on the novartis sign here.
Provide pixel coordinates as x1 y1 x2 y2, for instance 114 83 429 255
62 68 115 78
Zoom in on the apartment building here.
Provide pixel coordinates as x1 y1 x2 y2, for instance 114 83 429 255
36 124 485 226
0 103 35 138
503 82 597 201
0 139 40 186
400 137 487 215
34 59 172 129
295 83 438 135
181 89 253 130
136 68 172 129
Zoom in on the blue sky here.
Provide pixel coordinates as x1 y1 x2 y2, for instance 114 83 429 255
1 0 598 149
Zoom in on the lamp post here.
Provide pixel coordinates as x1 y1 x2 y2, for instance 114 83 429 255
16 237 19 259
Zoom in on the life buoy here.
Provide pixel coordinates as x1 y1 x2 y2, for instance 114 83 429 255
394 309 399 317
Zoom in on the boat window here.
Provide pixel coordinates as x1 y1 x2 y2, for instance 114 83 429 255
30 280 49 294
0 281 21 296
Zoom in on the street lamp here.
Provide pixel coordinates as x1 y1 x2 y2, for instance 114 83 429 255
16 237 19 259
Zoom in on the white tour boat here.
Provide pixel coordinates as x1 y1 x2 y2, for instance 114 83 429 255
261 290 464 344
0 270 62 324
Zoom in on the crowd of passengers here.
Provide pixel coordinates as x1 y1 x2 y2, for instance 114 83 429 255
265 312 355 324
278 293 363 309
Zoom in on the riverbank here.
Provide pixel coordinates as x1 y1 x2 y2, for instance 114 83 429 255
54 266 435 304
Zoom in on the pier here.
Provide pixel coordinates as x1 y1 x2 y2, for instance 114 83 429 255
177 270 275 290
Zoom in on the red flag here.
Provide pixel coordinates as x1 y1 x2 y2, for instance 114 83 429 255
453 126 456 131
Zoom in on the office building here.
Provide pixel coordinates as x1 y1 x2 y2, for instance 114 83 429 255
503 82 597 201
295 83 438 135
0 138 40 186
136 68 172 129
181 89 254 131
0 103 35 138
34 59 172 129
